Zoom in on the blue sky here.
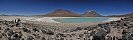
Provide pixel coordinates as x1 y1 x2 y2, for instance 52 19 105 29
0 0 133 16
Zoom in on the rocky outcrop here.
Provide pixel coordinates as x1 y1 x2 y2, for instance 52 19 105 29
82 10 102 17
44 9 80 17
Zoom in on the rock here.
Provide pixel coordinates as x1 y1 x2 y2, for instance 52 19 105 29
92 29 107 40
18 31 23 37
59 37 64 40
0 34 2 39
16 23 20 27
10 33 21 40
12 33 18 37
85 34 90 39
131 34 133 37
41 29 54 35
2 33 6 37
79 34 84 38
76 27 82 30
26 35 33 40
106 36 112 40
4 28 10 33
0 27 1 30
56 33 66 37
127 25 133 29
14 18 21 23
22 28 31 33
39 37 46 40
124 23 128 26
84 27 96 31
121 18 124 20
122 34 133 40
22 28 28 32
20 38 24 40
14 18 21 27
6 29 14 36
32 27 39 32
113 36 116 40
71 33 76 36
34 34 40 39
73 27 82 31
11 37 20 40
7 37 11 40
104 26 111 33
84 27 91 31
116 37 122 40
122 29 128 34
90 31 95 36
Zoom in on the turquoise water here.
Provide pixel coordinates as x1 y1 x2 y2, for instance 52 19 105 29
53 17 109 23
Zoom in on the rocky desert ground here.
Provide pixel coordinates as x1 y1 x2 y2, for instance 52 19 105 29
0 16 132 40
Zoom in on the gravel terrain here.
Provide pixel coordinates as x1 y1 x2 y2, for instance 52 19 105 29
0 16 132 40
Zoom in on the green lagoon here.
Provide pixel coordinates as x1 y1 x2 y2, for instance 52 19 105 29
54 17 109 23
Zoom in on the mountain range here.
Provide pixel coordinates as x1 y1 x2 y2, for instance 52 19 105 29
35 9 102 17
1 9 133 17
108 12 133 17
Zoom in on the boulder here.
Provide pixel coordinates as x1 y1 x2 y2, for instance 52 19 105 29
39 37 46 40
6 29 14 36
41 29 54 35
32 27 39 32
122 29 128 34
90 31 95 36
122 34 133 40
26 35 33 40
104 26 111 33
92 29 107 40
10 33 21 40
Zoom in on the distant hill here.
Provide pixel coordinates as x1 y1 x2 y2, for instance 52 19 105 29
0 14 8 16
44 9 80 17
82 10 102 17
0 14 26 16
108 12 133 17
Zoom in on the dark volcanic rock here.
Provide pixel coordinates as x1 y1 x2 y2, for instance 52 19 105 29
59 37 64 40
90 31 95 36
122 34 133 40
104 26 111 33
0 34 2 38
4 28 10 33
21 28 31 33
84 26 97 31
39 37 46 40
6 29 14 36
41 29 54 35
73 27 82 31
92 29 107 40
106 36 112 40
56 33 66 37
32 27 39 32
122 29 128 34
26 35 33 40
12 33 19 38
10 33 21 40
